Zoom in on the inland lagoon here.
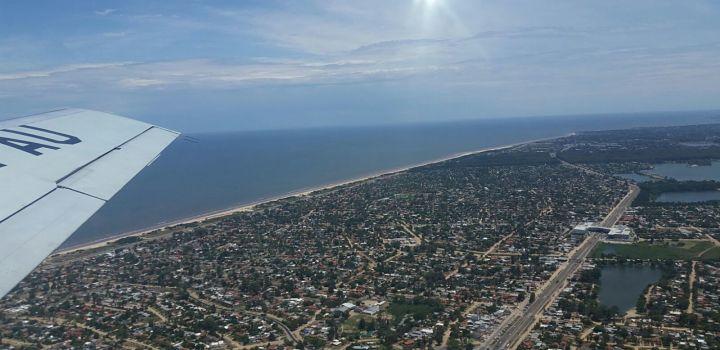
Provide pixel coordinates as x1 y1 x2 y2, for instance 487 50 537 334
597 265 661 313
651 161 720 181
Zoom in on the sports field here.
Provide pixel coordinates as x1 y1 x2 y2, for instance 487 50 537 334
592 239 720 260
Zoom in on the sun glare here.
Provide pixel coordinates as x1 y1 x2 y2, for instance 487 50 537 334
412 0 466 38
418 0 439 7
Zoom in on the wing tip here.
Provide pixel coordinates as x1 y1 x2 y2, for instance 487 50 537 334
1 108 181 135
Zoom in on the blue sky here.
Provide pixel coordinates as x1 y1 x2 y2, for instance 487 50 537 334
1 0 719 132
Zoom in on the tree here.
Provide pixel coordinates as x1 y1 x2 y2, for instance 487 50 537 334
635 293 647 313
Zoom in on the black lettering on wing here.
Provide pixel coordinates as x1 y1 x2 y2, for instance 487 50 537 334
0 136 60 156
3 125 81 145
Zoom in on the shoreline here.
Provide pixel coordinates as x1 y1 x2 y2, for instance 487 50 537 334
56 134 567 255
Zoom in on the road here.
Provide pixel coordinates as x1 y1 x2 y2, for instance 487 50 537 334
482 233 600 349
600 184 639 227
481 183 639 349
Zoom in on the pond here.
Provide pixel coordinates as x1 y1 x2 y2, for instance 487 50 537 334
650 161 720 181
655 190 720 203
598 265 661 314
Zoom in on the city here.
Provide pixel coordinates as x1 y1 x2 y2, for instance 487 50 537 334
3 123 720 349
2 1 720 349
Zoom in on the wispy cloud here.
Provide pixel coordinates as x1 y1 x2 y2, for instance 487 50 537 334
0 57 456 91
119 78 164 88
102 31 129 38
0 63 131 81
3 36 719 94
1 0 720 129
94 8 116 16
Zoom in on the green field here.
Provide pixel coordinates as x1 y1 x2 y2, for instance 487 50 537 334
341 314 375 333
592 240 720 260
387 298 443 324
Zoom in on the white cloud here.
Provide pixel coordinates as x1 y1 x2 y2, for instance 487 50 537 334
119 78 165 87
0 63 131 81
95 8 116 16
1 0 719 122
222 1 469 55
102 31 129 38
1 36 718 97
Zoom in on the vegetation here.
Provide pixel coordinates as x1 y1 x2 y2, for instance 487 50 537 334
565 267 620 322
635 287 648 313
114 236 143 245
417 150 558 170
561 146 720 164
593 240 720 260
387 297 443 325
341 314 376 333
578 267 601 284
558 123 720 163
634 179 720 205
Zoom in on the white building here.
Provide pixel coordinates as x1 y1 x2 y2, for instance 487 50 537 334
607 225 634 241
572 222 634 241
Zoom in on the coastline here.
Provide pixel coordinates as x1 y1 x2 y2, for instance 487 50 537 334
56 134 567 255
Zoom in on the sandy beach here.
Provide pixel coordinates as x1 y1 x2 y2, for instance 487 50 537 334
56 134 565 255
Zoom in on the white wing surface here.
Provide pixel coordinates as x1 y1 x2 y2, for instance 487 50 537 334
0 109 179 297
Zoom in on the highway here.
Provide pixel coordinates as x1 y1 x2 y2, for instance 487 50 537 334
481 183 639 349
600 184 639 227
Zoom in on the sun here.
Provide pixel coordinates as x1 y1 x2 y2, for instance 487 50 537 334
416 0 440 7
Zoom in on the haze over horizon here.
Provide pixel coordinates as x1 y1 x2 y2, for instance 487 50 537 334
2 0 720 132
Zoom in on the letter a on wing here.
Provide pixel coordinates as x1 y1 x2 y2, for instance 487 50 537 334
0 108 180 298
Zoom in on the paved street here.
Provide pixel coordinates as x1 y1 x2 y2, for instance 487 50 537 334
481 183 639 349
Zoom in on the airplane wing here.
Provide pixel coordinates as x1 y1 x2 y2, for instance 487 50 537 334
0 109 179 298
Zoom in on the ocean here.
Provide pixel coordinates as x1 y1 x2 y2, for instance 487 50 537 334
62 110 720 248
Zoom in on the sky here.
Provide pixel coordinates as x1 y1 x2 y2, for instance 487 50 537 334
1 0 719 132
